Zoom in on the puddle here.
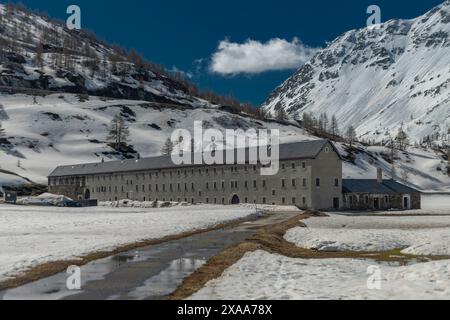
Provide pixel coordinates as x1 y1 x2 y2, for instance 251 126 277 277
0 212 298 300
124 258 206 300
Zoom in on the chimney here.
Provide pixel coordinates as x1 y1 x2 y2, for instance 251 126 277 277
377 168 383 184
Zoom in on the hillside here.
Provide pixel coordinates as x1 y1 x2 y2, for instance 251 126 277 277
0 92 312 188
0 3 209 108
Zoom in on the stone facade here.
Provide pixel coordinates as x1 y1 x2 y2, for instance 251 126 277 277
342 192 421 211
48 141 343 210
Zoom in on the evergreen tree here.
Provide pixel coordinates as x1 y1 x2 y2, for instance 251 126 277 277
0 121 6 138
395 123 409 151
161 137 174 156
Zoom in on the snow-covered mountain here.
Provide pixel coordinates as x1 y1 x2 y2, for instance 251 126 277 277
263 1 450 144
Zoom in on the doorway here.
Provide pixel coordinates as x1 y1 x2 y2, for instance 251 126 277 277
374 198 380 210
84 189 91 200
231 195 240 205
403 196 411 210
333 198 340 210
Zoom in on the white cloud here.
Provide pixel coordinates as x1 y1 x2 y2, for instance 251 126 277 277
210 38 320 75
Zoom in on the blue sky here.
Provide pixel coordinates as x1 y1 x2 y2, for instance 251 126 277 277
5 0 444 105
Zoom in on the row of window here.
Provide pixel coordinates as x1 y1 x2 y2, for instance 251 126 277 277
344 195 390 205
92 178 340 195
100 196 308 206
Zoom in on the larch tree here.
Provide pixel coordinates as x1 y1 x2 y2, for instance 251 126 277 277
275 107 288 122
107 114 130 149
346 126 357 147
331 115 340 138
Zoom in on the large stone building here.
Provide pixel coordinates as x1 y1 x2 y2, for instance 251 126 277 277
48 140 344 210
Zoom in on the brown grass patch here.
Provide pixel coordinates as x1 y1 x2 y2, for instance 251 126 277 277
0 216 254 292
171 210 450 300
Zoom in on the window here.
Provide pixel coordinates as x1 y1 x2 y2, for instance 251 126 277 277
222 181 225 189
303 197 307 205
272 190 276 196
135 185 138 192
206 182 209 190
282 164 286 170
262 180 266 188
282 179 286 188
142 185 145 192
245 181 248 188
335 178 339 187
292 198 296 204
253 180 257 188
292 179 296 187
316 178 321 187
282 198 286 205
292 163 296 169
302 162 306 169
303 178 307 187
262 197 267 204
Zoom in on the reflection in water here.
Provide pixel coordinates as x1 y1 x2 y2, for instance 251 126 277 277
125 258 206 300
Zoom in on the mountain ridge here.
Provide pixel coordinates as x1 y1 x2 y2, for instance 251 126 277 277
262 1 450 145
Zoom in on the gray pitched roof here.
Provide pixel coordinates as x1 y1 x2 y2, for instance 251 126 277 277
343 179 421 194
49 140 334 177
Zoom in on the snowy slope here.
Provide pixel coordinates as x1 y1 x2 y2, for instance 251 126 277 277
0 92 448 191
0 93 312 186
263 1 450 144
336 144 450 192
